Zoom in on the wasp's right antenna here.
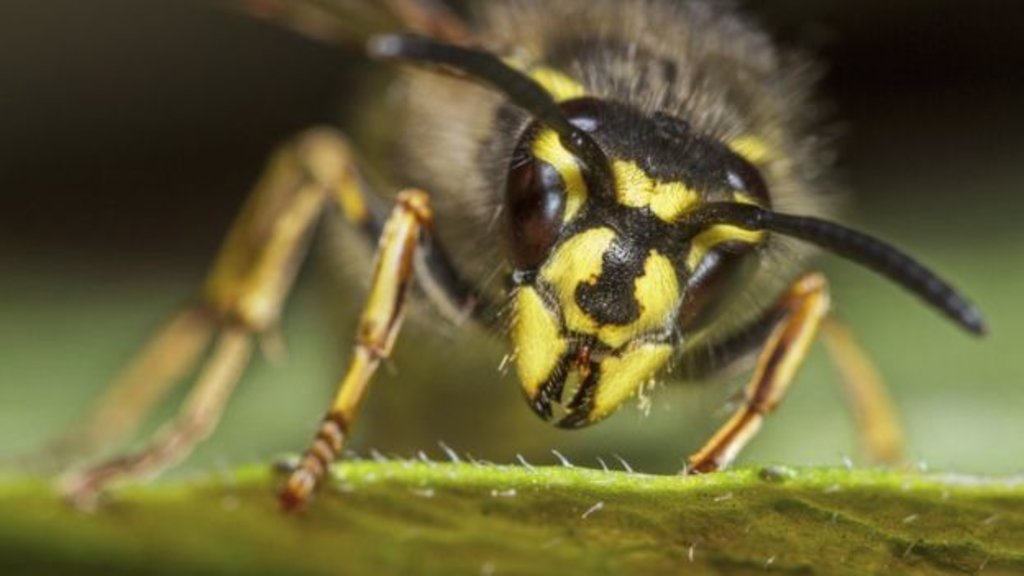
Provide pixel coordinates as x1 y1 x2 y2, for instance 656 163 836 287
368 34 614 198
684 202 987 336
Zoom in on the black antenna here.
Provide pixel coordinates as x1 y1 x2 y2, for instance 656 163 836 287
685 203 987 336
368 34 614 197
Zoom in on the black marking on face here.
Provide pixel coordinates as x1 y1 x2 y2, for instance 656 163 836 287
556 366 601 430
574 239 647 326
525 334 608 428
507 140 569 270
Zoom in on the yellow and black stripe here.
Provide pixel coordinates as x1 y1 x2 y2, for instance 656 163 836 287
508 66 779 427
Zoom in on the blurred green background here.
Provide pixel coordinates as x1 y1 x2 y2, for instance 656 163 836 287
1 0 1022 482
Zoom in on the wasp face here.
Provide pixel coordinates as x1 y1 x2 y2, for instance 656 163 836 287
507 98 770 429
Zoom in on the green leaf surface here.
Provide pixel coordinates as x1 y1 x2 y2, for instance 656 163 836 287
1 463 1021 575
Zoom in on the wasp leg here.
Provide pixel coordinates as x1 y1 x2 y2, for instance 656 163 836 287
24 307 215 473
821 318 905 465
687 273 830 474
279 189 432 511
679 280 905 469
60 327 253 510
676 310 781 383
56 128 379 505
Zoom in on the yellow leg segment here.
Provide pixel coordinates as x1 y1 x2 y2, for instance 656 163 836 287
27 307 215 472
56 128 373 505
688 273 830 474
61 327 252 510
202 128 370 330
821 318 905 465
279 189 433 511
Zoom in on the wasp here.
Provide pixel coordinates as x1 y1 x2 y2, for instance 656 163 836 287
53 0 985 510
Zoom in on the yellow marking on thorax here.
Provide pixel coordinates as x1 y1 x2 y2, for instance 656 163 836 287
541 229 681 349
613 161 700 223
531 129 587 222
529 67 586 102
728 135 771 164
513 287 569 398
590 343 673 422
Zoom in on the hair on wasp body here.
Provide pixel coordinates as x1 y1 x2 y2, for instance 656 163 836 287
49 0 985 510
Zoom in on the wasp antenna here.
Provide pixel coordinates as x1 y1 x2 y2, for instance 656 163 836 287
687 203 987 336
368 34 613 195
367 34 573 135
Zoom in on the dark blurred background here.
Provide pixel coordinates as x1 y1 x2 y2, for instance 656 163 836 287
1 0 1022 479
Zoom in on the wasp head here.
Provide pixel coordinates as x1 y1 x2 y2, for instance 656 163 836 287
370 34 986 429
506 98 770 428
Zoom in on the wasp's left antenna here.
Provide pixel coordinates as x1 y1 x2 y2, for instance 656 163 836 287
368 34 614 197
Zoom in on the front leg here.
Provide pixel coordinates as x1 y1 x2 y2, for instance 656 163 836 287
279 190 433 510
58 128 383 507
687 273 830 474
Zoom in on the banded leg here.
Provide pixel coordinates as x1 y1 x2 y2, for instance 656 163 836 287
687 273 830 474
58 128 377 505
279 189 432 511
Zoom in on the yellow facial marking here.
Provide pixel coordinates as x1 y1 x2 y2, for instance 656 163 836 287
542 230 681 349
529 67 587 102
541 227 616 336
595 251 680 349
513 287 569 398
613 160 700 223
591 343 673 422
683 180 767 271
686 226 765 271
728 135 770 164
531 129 588 222
732 191 762 206
613 161 651 207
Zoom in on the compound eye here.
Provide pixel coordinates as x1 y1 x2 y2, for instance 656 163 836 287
505 98 608 272
505 140 567 271
725 154 771 206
